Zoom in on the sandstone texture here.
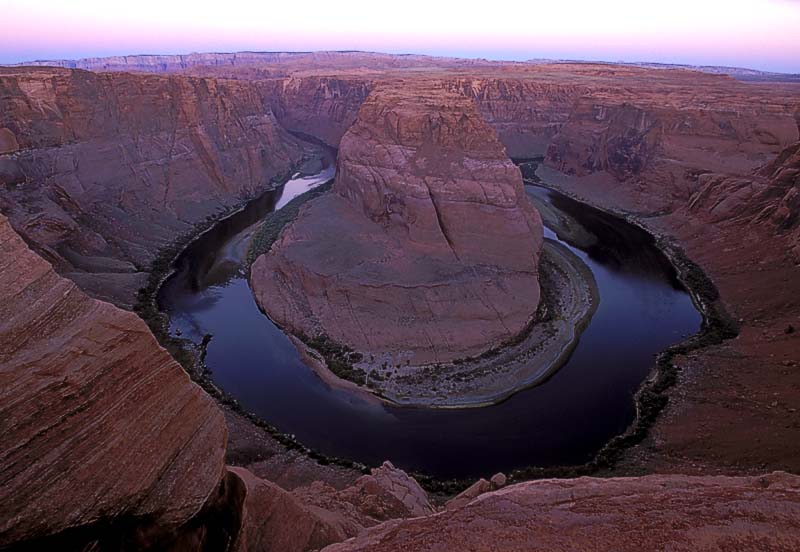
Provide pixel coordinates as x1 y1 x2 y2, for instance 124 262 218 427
2 52 800 551
261 76 372 147
228 467 349 552
688 136 800 262
0 213 227 548
0 208 432 550
325 473 800 552
0 67 321 307
229 461 434 552
252 80 543 370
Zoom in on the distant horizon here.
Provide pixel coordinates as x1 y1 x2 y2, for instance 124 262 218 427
4 47 800 76
2 0 799 73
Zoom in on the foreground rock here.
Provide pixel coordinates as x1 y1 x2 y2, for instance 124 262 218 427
230 461 434 552
325 473 800 551
0 214 227 548
252 81 544 398
0 209 433 550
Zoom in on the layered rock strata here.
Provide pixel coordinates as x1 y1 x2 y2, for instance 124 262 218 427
251 81 543 374
0 213 227 548
0 67 320 307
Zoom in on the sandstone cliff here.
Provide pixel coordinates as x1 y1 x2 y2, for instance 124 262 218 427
688 134 800 261
251 80 543 368
0 213 227 548
0 67 320 307
2 53 800 551
261 76 373 147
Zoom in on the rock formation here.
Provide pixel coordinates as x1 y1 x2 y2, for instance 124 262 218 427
261 76 373 147
0 213 227 548
688 133 800 261
251 80 543 367
0 67 321 307
324 473 800 551
0 209 434 550
2 52 800 550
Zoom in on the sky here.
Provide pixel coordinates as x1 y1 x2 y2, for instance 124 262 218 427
1 0 799 72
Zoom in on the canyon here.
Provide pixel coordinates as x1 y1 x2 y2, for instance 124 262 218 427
1 52 799 550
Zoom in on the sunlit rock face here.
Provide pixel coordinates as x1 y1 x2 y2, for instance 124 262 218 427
252 80 543 365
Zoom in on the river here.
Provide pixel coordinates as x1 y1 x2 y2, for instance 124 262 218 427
158 168 702 480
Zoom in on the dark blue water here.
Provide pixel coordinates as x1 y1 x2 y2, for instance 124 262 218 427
158 174 702 480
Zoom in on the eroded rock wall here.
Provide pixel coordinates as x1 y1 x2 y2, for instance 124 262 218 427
251 80 543 366
0 67 318 306
261 76 373 147
0 213 227 549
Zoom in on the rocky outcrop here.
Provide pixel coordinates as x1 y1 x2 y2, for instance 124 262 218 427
294 461 434 525
0 67 320 307
325 473 800 551
251 80 543 370
228 467 349 552
688 136 800 261
0 207 434 550
0 213 227 548
229 460 434 552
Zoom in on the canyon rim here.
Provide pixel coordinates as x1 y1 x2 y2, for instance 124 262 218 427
1 44 799 552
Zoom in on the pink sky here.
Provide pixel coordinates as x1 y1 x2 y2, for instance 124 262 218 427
2 0 799 72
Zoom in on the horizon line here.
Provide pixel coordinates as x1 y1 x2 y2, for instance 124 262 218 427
3 49 799 77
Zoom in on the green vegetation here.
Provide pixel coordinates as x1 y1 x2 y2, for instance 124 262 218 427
246 179 333 266
301 333 367 385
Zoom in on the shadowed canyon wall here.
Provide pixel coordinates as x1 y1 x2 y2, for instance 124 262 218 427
0 67 321 307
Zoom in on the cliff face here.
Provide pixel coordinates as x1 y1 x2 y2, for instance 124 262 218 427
447 68 799 196
688 136 800 229
447 77 584 158
251 81 543 366
0 208 439 550
262 76 373 147
0 67 319 307
2 53 800 550
545 92 797 207
0 213 227 548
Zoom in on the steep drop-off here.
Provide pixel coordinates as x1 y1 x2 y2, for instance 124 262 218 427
252 80 543 374
2 53 800 551
0 213 227 548
0 67 321 307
